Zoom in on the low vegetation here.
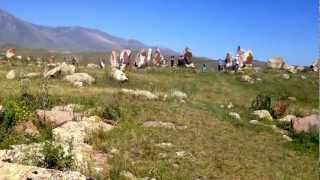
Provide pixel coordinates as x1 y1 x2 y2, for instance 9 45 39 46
0 62 318 179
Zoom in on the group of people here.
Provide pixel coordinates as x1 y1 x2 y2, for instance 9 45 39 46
218 46 254 72
109 47 195 71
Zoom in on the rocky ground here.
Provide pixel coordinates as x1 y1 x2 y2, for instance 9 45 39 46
0 60 318 179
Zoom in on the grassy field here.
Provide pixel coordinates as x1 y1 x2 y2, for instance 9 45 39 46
0 63 318 179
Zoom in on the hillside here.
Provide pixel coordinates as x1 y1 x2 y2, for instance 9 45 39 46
0 9 176 54
0 62 318 179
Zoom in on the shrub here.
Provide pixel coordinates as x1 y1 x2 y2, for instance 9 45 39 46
38 141 73 170
250 94 271 112
271 101 288 119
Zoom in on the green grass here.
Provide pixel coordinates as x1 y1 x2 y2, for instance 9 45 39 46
0 63 318 179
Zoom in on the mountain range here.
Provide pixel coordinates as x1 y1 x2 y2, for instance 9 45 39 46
0 9 176 54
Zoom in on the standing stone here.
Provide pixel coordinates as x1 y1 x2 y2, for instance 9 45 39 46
267 57 285 69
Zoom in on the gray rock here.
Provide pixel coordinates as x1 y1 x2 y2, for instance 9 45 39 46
282 74 290 79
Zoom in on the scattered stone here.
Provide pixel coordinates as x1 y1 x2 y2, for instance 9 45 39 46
14 121 39 136
249 120 259 124
282 135 292 142
228 112 241 120
36 110 82 127
240 75 253 83
282 74 290 80
176 151 187 157
52 116 113 144
51 104 83 112
300 75 306 80
283 64 297 74
267 57 285 69
44 63 75 78
0 161 86 180
253 110 273 121
155 142 173 148
6 70 16 80
121 89 159 100
256 78 262 81
87 63 100 69
292 114 320 134
110 147 119 154
279 115 296 122
220 105 225 109
143 120 186 130
171 90 188 100
296 66 305 72
288 97 297 101
74 81 83 87
110 68 128 82
64 73 95 85
227 102 234 109
24 72 40 78
120 171 136 179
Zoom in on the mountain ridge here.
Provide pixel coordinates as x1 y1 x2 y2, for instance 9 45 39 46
0 9 177 54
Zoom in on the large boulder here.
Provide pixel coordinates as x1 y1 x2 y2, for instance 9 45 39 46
64 73 95 85
253 110 273 121
0 161 86 180
292 114 320 134
44 63 75 78
6 70 16 80
53 116 113 144
36 110 82 127
267 57 285 69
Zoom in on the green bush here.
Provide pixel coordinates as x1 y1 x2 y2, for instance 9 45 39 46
38 141 73 170
250 94 272 112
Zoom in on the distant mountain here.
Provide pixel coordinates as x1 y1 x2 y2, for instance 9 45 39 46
0 9 176 54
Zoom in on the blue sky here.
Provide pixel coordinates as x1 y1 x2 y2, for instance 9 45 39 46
0 0 317 65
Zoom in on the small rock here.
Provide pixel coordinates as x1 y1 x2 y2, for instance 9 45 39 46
143 121 175 129
240 75 253 83
120 171 136 179
228 112 241 120
282 135 292 142
14 121 39 136
64 73 95 85
155 143 173 148
249 120 259 124
87 63 100 69
279 115 296 122
220 105 225 109
176 151 187 157
296 66 305 72
253 110 273 121
110 147 119 154
6 70 16 80
171 90 188 100
282 74 290 80
227 102 234 109
121 89 158 100
25 72 40 78
267 57 285 69
74 81 83 87
300 75 307 80
288 97 297 101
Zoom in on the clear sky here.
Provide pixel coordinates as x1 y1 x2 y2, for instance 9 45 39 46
0 0 318 65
